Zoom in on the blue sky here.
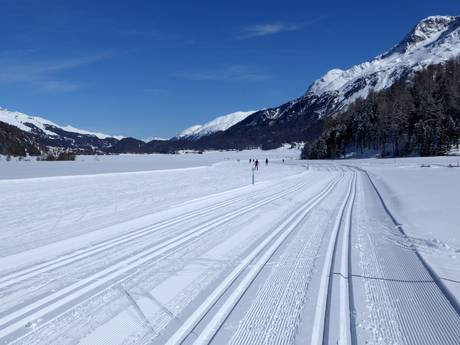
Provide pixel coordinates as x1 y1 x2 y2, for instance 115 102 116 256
0 0 458 138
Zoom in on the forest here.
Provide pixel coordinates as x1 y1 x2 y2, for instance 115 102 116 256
302 57 460 159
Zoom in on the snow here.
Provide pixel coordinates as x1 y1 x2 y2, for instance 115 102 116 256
177 110 257 138
0 147 299 179
0 107 124 140
141 137 169 143
353 157 460 299
59 125 125 140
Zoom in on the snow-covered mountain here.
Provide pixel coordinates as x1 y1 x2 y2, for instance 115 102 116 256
303 15 460 116
256 15 460 122
204 15 460 148
0 107 130 155
0 108 124 140
177 111 257 139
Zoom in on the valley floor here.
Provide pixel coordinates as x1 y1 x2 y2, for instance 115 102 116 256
0 152 459 345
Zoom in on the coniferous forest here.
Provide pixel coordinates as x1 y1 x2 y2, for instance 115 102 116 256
302 57 460 159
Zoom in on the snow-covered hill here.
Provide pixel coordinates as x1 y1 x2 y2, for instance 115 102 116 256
0 108 124 140
177 110 256 139
0 107 130 154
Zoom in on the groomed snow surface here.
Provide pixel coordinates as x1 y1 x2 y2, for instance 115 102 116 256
0 150 459 345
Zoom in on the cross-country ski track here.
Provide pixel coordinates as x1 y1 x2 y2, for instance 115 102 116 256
0 162 459 345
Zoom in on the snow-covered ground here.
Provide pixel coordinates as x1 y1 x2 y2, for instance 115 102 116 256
0 147 299 179
0 151 459 345
343 156 460 300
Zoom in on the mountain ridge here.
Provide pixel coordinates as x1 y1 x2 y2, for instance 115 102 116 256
176 110 257 139
0 107 124 140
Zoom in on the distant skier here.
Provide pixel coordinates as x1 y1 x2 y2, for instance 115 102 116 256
254 159 259 170
265 158 269 166
282 159 285 163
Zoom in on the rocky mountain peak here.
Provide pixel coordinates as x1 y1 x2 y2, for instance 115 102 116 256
387 15 459 55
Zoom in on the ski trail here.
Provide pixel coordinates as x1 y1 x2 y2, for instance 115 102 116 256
226 170 350 345
0 173 309 290
163 172 344 345
0 175 313 343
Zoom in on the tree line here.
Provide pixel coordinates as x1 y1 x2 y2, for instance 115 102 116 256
302 57 460 159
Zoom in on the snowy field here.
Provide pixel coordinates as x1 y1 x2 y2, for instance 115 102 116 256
0 147 300 180
0 150 459 345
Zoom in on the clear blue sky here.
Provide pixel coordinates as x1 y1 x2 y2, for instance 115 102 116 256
0 0 458 138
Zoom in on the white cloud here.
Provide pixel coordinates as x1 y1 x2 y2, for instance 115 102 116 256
0 51 108 92
239 23 303 39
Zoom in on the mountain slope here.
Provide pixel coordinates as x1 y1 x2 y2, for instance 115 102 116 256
177 111 256 139
302 56 460 158
0 108 124 140
0 121 42 156
306 15 460 114
0 108 127 155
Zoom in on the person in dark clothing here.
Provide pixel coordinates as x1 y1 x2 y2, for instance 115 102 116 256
265 158 268 165
254 159 259 170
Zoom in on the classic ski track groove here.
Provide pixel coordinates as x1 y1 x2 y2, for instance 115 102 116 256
0 172 318 342
163 170 344 345
310 170 356 345
321 171 357 345
0 171 309 290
